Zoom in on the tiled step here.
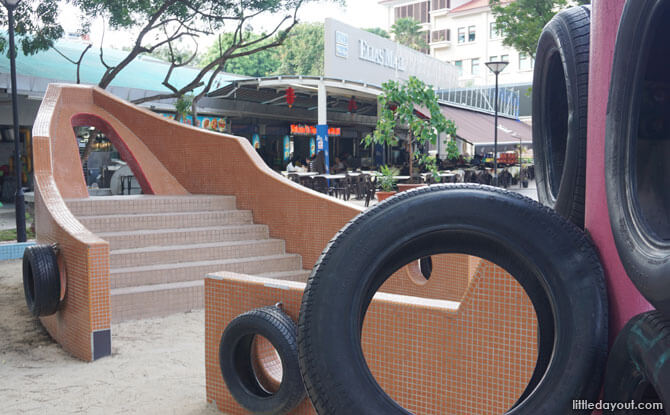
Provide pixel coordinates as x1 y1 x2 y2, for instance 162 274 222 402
97 225 270 250
111 280 204 323
66 195 236 216
110 239 286 268
257 270 312 283
110 254 303 289
78 210 253 232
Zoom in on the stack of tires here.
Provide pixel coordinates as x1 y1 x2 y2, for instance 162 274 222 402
533 1 670 411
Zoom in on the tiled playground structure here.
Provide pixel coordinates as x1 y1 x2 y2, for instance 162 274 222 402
32 83 539 411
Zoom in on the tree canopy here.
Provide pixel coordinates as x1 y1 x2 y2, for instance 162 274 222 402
199 31 281 77
0 1 63 57
391 18 426 52
364 76 458 179
273 22 323 76
490 0 590 59
364 27 390 39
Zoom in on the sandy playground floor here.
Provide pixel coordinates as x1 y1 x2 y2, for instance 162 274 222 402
0 259 220 415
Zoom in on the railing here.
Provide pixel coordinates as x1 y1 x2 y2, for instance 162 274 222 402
437 85 520 118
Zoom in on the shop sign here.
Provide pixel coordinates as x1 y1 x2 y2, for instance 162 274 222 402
159 113 227 132
358 40 406 72
310 137 316 157
283 135 291 161
290 124 341 136
252 134 260 150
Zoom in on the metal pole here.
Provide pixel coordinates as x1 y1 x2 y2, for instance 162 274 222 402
493 72 499 187
7 6 27 242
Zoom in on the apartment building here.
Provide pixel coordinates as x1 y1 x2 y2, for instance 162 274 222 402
380 0 534 88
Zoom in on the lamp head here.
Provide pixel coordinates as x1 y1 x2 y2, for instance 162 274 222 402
1 0 20 8
485 61 509 75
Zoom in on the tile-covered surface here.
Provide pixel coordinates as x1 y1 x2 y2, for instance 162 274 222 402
0 242 36 260
205 263 538 415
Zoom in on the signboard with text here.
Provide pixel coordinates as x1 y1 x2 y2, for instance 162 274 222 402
324 18 458 90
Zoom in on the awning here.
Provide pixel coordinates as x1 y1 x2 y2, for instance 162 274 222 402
440 104 532 146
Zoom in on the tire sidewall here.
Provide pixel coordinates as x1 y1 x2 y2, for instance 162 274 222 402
532 7 590 226
220 308 303 415
299 185 607 414
605 0 670 316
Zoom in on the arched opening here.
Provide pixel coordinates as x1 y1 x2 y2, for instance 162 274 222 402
71 113 154 195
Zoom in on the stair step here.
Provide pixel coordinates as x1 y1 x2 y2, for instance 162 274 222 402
256 270 312 283
110 239 285 268
97 225 270 250
110 280 204 323
110 254 303 289
78 210 253 232
66 195 236 216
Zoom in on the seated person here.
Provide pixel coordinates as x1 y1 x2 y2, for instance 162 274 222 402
332 157 346 173
286 155 300 172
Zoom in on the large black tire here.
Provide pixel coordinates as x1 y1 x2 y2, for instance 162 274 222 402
532 5 591 228
606 0 670 317
22 244 61 317
219 306 305 415
298 184 608 414
603 311 670 414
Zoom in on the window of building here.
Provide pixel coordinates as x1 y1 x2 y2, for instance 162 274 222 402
519 53 534 71
432 0 450 10
394 1 431 23
454 60 463 76
501 54 509 63
468 26 476 42
432 29 451 42
458 27 466 43
490 22 505 39
490 55 498 62
471 58 480 75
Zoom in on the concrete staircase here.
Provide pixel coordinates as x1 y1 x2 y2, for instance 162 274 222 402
66 195 311 322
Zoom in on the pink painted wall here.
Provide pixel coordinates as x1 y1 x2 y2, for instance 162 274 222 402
586 0 652 341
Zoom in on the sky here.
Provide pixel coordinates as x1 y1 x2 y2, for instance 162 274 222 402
58 0 389 51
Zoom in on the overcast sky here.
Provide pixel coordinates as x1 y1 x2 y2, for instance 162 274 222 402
58 1 389 50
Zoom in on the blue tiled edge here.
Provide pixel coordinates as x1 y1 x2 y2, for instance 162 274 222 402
0 242 36 260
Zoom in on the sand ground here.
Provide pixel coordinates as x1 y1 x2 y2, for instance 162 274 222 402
0 259 220 415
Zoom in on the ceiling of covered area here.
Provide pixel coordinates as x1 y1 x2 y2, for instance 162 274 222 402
208 76 382 117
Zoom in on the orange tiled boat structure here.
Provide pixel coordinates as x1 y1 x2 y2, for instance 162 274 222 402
33 82 538 412
206 258 538 414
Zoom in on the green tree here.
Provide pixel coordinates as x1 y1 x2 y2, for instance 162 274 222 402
364 27 390 39
391 18 427 52
274 23 324 76
490 0 590 59
200 32 280 77
364 76 458 180
0 1 63 56
65 0 342 117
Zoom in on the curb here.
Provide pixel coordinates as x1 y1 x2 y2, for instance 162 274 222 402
0 241 36 260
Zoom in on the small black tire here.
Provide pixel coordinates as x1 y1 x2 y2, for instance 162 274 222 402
23 244 61 317
605 0 670 317
219 305 305 415
603 311 670 414
532 5 591 228
298 184 608 415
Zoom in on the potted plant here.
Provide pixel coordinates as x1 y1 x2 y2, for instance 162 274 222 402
376 165 399 201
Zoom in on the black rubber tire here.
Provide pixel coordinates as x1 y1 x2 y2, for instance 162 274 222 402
298 184 608 414
532 5 591 228
603 311 670 414
606 0 670 318
22 244 61 317
219 305 305 415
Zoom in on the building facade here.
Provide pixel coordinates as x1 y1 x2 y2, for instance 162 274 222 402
380 0 534 87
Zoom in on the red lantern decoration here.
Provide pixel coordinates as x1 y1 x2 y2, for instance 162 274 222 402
348 96 358 113
285 87 296 108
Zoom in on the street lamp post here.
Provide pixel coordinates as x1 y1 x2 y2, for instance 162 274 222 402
485 60 508 187
2 0 26 242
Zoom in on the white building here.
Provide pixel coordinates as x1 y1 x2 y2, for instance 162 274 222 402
380 0 534 87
